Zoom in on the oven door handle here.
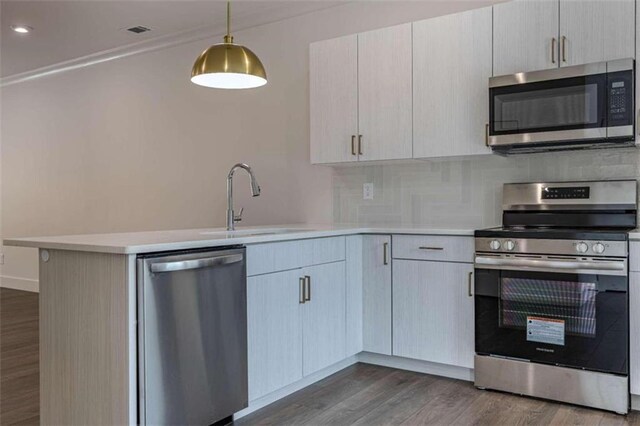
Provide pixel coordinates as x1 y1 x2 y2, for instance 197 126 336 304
474 255 627 275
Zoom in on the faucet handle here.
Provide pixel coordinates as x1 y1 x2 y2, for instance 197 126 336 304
233 207 244 223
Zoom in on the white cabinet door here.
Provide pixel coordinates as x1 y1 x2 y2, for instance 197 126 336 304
310 35 359 164
362 235 392 355
559 0 635 67
631 272 640 394
358 24 413 161
247 269 303 401
493 0 560 75
302 261 347 376
413 7 492 158
345 235 363 357
393 260 474 368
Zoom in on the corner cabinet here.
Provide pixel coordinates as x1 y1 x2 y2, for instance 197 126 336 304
412 7 492 158
494 0 635 76
362 235 392 355
309 24 412 164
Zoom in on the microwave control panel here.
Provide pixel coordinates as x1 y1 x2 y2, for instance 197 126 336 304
608 70 634 127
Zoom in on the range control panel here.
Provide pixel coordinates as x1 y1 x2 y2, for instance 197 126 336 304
541 186 590 200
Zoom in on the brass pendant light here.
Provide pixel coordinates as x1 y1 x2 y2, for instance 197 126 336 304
191 1 267 89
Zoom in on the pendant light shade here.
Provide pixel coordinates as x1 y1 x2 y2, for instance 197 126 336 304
191 2 267 89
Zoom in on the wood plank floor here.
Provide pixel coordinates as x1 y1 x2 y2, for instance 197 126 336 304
238 365 640 426
2 287 640 425
1 288 39 425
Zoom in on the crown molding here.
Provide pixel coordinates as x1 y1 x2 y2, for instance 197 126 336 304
0 25 220 88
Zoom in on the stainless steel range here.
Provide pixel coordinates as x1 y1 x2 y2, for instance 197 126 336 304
474 180 637 414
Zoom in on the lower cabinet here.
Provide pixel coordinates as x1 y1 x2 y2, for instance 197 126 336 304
631 272 640 394
302 262 347 376
392 259 475 368
247 261 346 401
362 235 392 355
247 269 304 401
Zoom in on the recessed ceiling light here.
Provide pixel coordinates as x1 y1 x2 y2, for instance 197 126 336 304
11 25 33 34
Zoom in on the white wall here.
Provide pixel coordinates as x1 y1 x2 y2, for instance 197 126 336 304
1 1 502 291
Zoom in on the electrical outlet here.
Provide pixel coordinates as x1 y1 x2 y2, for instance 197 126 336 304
363 183 374 200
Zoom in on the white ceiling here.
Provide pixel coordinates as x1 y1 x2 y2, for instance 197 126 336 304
0 0 344 77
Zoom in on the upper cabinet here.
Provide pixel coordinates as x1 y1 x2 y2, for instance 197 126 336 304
310 0 637 164
357 24 413 162
494 0 635 76
310 35 358 164
559 0 635 67
309 24 412 164
493 0 559 76
413 7 492 158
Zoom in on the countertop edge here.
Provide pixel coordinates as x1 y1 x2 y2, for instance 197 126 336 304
4 227 476 255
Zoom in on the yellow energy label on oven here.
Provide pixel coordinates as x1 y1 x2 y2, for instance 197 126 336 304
526 316 565 346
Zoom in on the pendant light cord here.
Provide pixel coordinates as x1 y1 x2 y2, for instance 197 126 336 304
224 1 233 44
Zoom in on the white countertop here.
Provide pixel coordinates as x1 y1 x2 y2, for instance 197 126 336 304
629 231 640 240
3 224 476 254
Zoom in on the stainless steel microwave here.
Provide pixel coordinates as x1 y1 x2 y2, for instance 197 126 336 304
488 59 635 154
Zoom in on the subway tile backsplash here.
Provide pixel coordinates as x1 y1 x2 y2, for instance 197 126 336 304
332 148 640 229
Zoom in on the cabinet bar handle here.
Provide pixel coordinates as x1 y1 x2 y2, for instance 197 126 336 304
419 246 444 251
358 135 363 155
304 275 311 302
383 242 389 265
351 135 356 156
561 36 567 63
485 123 489 147
551 37 556 64
299 277 305 304
468 271 473 298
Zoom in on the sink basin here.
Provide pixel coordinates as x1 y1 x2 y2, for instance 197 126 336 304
200 228 310 237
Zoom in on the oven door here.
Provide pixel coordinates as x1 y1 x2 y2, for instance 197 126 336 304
489 60 634 150
474 255 628 375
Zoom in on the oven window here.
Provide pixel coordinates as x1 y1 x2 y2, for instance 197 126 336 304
490 74 607 135
500 277 597 338
474 268 628 375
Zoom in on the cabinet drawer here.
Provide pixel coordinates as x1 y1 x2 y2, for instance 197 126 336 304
247 237 346 276
630 242 640 272
392 235 473 263
312 236 346 265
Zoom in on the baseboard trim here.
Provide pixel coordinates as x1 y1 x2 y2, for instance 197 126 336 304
1 275 39 293
234 355 358 420
357 352 474 382
631 394 640 411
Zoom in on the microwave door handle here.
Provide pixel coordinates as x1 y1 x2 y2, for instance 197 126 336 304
474 256 625 273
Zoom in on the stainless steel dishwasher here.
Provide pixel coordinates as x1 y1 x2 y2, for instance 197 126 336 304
137 247 247 425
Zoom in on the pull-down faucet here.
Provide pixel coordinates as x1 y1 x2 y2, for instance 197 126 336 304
227 163 261 231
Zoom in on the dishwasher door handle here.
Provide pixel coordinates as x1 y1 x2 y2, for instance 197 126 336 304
150 254 244 273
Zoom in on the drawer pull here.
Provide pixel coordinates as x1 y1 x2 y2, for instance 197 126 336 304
299 277 305 304
468 271 473 297
419 246 444 251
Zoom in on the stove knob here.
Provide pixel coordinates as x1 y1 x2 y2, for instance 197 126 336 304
593 242 606 254
576 242 589 254
504 240 516 251
489 240 501 250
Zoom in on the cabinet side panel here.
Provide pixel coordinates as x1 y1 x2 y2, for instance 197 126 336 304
39 249 129 425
